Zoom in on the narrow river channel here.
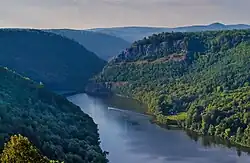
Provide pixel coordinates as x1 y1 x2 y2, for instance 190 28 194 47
68 93 250 163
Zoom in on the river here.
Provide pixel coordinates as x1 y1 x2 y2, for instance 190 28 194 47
68 93 250 163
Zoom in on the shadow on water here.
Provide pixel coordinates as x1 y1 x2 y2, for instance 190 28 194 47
97 94 148 114
186 130 250 156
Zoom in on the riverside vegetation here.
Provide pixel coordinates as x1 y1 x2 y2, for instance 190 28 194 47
97 30 250 148
0 67 108 163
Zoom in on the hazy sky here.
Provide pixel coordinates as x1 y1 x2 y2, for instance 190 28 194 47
0 0 249 29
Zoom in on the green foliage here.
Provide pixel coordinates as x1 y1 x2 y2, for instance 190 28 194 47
0 29 106 91
0 134 61 163
167 112 187 121
98 29 250 147
186 86 250 147
0 67 108 163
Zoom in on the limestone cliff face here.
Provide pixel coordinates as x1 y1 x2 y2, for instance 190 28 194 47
109 30 249 65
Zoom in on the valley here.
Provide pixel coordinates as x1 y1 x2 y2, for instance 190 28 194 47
0 25 250 163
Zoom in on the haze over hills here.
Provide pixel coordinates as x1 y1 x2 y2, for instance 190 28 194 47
46 29 131 60
44 23 250 61
0 29 106 91
89 23 250 42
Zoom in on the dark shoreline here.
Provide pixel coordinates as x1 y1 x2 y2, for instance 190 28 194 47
61 91 81 97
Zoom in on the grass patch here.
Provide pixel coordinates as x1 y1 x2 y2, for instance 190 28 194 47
167 112 187 121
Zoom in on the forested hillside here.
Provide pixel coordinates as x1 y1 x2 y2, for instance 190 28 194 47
0 67 108 163
46 29 130 60
97 30 250 147
0 29 106 91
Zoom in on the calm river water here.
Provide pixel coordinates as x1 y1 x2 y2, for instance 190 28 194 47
68 93 250 163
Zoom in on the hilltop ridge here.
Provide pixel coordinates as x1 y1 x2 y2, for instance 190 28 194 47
0 29 106 91
46 29 130 60
89 23 250 42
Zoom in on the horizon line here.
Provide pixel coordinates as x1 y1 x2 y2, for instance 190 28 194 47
0 22 250 30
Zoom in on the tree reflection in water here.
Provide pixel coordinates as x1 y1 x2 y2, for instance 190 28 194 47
186 130 250 157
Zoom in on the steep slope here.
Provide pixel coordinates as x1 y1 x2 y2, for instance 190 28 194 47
0 29 106 91
0 67 108 163
98 30 250 147
46 29 131 60
89 23 250 42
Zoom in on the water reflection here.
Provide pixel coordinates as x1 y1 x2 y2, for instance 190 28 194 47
101 95 148 113
186 131 250 157
68 94 250 163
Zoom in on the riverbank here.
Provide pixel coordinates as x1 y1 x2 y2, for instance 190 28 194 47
56 91 81 97
105 92 250 150
84 82 113 97
68 93 250 163
158 113 250 149
190 127 250 148
65 88 250 150
153 113 250 151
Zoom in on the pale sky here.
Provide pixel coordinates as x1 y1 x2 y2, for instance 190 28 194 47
0 0 249 29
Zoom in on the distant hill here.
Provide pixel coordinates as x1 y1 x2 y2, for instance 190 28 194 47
0 67 108 163
46 29 131 60
89 26 167 42
89 23 250 42
0 29 106 91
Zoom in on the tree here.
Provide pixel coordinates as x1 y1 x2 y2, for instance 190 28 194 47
208 124 215 135
236 127 242 142
0 134 60 163
224 128 231 139
0 67 107 163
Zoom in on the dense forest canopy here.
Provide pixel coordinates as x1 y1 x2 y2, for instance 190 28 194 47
0 67 108 163
0 29 106 91
0 134 61 163
46 29 131 61
98 29 250 147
